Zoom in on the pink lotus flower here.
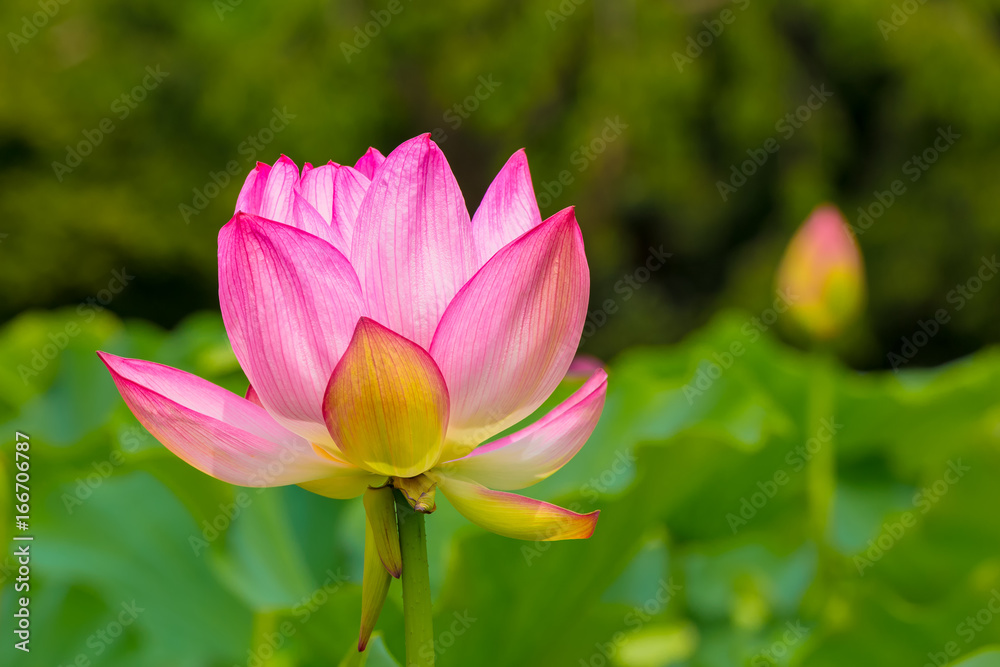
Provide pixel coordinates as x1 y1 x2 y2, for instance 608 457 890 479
98 134 606 649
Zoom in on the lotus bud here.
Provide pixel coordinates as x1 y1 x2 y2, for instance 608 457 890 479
776 204 865 341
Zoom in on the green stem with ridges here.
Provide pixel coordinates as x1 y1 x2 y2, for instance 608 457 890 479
395 492 434 667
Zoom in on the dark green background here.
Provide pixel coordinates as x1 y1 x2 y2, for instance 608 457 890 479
3 0 1000 368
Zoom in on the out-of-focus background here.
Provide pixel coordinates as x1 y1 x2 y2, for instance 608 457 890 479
3 0 1000 367
4 1 1000 666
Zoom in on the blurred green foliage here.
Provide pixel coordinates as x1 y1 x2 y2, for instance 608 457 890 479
3 0 1000 367
3 308 1000 666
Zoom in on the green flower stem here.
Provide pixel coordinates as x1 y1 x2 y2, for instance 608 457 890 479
807 350 837 545
395 492 434 667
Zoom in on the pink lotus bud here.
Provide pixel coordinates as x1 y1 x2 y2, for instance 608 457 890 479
776 204 865 340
